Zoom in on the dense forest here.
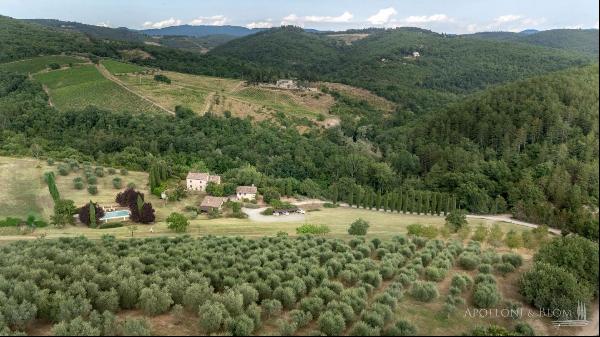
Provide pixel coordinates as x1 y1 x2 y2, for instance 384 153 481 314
0 16 598 239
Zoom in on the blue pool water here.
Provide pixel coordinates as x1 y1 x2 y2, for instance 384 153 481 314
100 210 130 221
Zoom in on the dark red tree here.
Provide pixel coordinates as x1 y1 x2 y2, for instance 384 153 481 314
78 202 105 227
116 188 144 208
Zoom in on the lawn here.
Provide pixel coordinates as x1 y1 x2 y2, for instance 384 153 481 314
33 65 163 113
101 59 147 74
0 55 86 74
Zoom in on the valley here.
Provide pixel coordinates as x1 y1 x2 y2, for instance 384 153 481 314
0 10 598 337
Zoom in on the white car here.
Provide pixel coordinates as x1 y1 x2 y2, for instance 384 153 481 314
297 209 306 214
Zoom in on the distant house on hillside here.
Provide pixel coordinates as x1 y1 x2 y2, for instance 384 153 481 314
412 51 421 58
236 185 258 201
186 172 221 191
200 196 225 212
275 79 299 90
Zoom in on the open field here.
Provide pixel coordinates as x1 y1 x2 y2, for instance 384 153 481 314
0 55 87 74
101 58 148 74
33 64 164 113
1 156 534 242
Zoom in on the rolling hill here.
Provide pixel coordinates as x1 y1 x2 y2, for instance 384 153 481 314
469 28 599 56
140 24 263 37
209 27 595 112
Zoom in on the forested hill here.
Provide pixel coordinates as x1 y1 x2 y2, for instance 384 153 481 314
0 16 93 62
469 29 599 57
25 19 147 43
208 27 595 112
403 64 598 238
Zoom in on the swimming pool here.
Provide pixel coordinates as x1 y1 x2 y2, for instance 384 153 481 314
100 210 130 222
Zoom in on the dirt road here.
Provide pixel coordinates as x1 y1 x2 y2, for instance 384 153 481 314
466 214 562 235
95 63 175 115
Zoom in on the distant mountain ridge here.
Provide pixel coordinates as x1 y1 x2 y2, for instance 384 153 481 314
140 24 265 37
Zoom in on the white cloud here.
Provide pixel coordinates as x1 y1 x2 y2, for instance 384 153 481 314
189 15 228 26
281 11 354 26
367 7 397 25
97 21 111 28
142 17 182 29
493 14 522 24
305 11 353 23
403 14 452 24
246 20 273 29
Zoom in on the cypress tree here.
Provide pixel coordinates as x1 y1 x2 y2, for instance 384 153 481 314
347 190 354 207
355 190 363 209
424 193 431 215
416 192 422 215
137 194 144 214
89 201 96 228
45 172 60 203
402 192 408 214
375 193 382 210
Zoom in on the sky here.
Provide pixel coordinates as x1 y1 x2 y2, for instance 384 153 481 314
0 0 598 33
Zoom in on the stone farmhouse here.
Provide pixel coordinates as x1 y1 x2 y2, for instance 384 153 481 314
236 185 258 201
200 196 225 212
186 172 221 192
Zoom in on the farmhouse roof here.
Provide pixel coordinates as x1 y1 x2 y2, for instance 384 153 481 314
208 175 221 184
237 185 258 194
200 196 225 208
187 172 209 181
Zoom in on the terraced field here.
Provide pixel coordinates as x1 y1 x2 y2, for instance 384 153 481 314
33 64 164 113
0 55 87 74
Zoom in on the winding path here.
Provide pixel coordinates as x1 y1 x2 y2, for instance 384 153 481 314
95 63 175 115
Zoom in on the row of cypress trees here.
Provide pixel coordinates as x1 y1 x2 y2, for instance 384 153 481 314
331 188 457 216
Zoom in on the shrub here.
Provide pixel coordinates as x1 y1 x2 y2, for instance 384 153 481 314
296 224 330 235
458 252 481 270
478 264 493 274
112 177 122 189
58 164 70 176
87 185 98 195
51 317 100 336
362 310 384 329
214 289 244 316
198 301 227 334
445 210 467 232
348 218 370 236
86 175 97 185
261 299 282 319
98 222 124 229
120 318 152 336
350 321 380 336
107 168 116 175
166 212 189 233
138 285 173 316
95 167 105 177
494 262 516 275
409 281 439 302
171 304 185 325
502 253 523 268
504 230 523 248
519 262 593 318
300 296 324 317
424 267 447 282
73 177 84 190
473 282 501 308
383 319 417 336
120 168 129 175
272 287 296 309
289 309 312 328
227 314 255 336
277 319 298 336
318 310 346 336
154 74 172 84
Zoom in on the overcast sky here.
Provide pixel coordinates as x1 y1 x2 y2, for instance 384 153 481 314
1 0 598 33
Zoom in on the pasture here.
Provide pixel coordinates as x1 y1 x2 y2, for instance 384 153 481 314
33 64 164 113
0 55 86 74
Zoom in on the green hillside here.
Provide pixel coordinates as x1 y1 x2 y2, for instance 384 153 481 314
0 55 87 74
470 29 599 56
207 27 594 112
404 65 599 237
0 15 92 63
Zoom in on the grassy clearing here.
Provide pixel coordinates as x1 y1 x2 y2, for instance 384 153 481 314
0 55 86 74
0 156 530 242
33 65 163 113
101 59 147 74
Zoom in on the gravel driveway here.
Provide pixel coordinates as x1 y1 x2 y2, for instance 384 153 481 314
243 207 306 223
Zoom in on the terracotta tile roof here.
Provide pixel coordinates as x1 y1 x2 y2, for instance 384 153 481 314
236 185 258 194
201 196 225 208
208 175 221 184
187 172 209 181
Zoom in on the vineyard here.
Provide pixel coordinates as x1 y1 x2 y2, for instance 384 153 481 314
0 234 534 336
0 55 86 74
33 64 163 114
100 59 147 75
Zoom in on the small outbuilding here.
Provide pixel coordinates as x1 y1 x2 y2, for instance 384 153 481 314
200 196 225 212
236 185 258 201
